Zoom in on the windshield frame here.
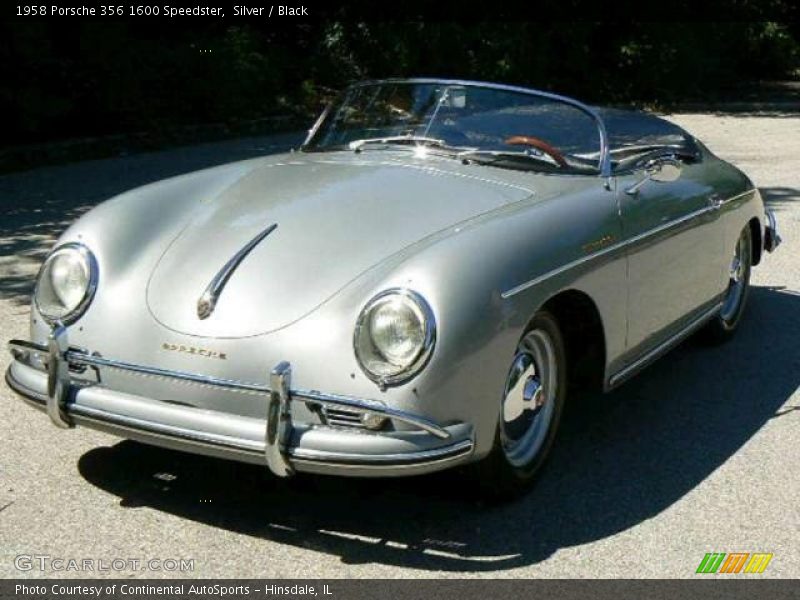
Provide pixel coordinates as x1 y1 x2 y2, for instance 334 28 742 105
301 78 612 178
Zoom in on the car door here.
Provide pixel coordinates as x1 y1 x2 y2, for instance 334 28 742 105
616 156 725 361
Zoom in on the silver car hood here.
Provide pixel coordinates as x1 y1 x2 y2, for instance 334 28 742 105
146 155 534 337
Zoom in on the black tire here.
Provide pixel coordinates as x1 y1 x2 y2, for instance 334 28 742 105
469 311 567 500
703 225 752 343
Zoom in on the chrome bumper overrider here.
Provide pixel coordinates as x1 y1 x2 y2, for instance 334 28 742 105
6 326 473 477
765 208 781 253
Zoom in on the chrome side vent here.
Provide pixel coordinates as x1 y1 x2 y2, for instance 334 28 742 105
323 406 367 429
321 406 389 432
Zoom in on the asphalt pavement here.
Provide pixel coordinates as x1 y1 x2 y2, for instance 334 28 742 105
0 115 798 578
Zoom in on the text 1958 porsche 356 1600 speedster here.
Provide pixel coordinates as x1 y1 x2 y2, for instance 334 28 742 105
6 79 780 496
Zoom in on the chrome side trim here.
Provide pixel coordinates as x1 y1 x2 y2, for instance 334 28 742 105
608 302 722 388
725 189 755 206
502 205 710 299
501 189 755 299
196 223 278 320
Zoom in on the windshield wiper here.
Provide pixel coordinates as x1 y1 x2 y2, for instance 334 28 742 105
348 136 451 152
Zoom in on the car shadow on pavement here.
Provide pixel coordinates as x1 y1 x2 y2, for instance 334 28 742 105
77 285 800 572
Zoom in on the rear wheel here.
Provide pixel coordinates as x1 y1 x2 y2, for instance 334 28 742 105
471 311 567 499
704 225 752 342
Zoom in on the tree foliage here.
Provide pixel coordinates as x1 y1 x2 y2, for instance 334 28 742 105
1 21 798 146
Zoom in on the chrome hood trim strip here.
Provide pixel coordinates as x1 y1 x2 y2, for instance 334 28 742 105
196 223 278 319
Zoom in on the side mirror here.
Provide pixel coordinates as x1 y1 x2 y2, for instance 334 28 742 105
625 157 682 195
650 159 682 183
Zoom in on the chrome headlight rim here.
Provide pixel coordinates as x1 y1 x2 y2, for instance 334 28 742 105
34 242 99 325
353 288 436 388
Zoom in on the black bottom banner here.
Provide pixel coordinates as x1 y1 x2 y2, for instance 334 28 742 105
1 580 797 600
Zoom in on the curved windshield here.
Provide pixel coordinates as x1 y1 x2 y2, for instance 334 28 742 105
303 80 605 175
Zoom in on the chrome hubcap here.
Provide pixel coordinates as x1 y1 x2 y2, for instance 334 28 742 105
500 329 557 468
721 234 747 322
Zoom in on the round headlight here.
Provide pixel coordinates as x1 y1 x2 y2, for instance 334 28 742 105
34 243 98 324
354 289 436 387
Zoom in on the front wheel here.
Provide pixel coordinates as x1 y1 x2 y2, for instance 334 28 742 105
470 311 567 499
704 225 752 342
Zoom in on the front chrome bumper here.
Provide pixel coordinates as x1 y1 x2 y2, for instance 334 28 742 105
765 208 782 253
6 326 473 477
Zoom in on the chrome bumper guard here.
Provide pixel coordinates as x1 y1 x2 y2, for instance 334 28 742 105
765 208 781 253
8 326 467 477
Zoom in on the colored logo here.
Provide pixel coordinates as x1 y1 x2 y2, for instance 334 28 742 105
696 552 773 574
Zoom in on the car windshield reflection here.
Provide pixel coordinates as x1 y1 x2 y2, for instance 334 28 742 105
303 80 605 175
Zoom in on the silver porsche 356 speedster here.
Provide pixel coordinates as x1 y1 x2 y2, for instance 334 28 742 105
6 79 780 494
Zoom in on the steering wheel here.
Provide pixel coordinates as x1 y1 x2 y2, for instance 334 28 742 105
504 135 568 167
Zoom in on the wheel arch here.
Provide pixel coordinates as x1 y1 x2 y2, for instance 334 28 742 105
530 289 608 395
748 216 763 266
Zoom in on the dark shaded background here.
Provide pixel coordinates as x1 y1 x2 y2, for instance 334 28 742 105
1 21 799 148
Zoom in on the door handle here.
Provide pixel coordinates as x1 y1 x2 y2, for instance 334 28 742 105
708 194 724 210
